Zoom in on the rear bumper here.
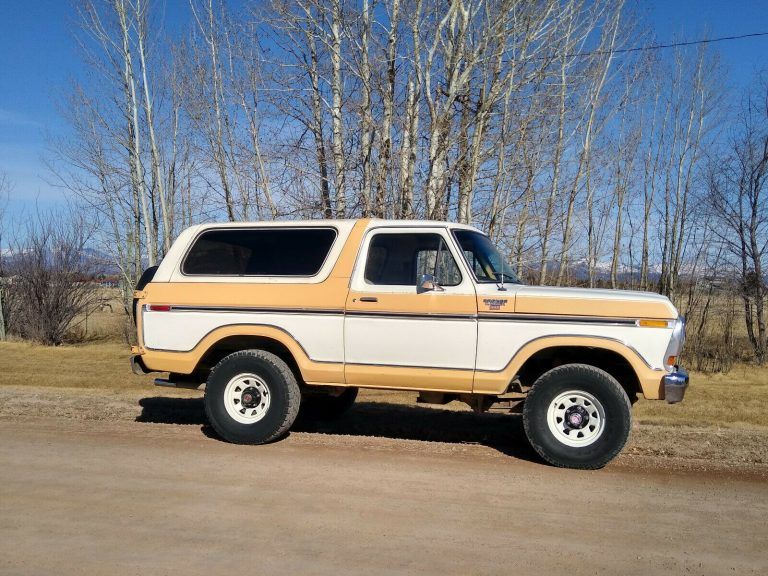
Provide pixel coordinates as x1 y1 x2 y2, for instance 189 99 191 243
130 355 151 376
663 367 689 403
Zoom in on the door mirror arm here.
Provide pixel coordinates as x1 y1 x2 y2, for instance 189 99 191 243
417 273 444 294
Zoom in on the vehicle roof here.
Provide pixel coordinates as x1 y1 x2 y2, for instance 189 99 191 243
185 218 482 232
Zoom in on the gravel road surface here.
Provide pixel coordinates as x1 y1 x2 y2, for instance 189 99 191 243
1 401 767 575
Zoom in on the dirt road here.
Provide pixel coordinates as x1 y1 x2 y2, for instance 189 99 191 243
2 410 767 576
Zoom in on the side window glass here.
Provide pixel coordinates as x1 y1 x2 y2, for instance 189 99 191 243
364 233 461 287
417 245 462 286
183 228 336 276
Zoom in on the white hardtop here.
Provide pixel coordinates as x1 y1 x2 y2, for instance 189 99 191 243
184 218 481 233
153 218 482 284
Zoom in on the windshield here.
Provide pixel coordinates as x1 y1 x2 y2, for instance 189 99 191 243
452 230 521 284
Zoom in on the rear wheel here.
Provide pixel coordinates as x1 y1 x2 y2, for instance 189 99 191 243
299 387 358 421
523 364 632 469
204 350 300 444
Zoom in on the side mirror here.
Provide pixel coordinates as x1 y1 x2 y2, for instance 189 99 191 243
417 273 444 294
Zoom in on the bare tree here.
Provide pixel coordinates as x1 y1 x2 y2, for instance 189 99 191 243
421 0 474 219
187 0 238 220
51 0 194 325
375 0 401 218
0 171 9 340
708 77 768 362
329 0 347 216
537 4 575 284
556 1 623 286
396 0 423 218
610 71 643 288
114 0 156 264
134 0 171 253
4 212 102 346
657 46 721 300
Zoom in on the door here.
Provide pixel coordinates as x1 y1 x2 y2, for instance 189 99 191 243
344 227 478 392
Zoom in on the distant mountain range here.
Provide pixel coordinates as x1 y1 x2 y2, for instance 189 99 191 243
0 246 122 276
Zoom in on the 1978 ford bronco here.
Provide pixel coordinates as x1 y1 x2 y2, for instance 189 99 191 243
130 219 688 469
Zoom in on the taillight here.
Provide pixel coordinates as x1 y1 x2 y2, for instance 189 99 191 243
147 304 172 312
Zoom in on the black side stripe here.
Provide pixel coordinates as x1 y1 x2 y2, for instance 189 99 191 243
164 305 344 315
478 313 638 326
345 311 476 321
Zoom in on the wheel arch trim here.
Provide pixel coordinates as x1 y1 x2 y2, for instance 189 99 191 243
473 335 663 399
140 323 344 384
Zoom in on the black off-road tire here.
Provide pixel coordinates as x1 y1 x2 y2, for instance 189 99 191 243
523 364 632 470
204 350 300 444
299 387 358 421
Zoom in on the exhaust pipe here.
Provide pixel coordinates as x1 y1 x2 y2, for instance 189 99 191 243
154 377 202 390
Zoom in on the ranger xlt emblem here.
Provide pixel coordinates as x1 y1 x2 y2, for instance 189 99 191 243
483 298 508 311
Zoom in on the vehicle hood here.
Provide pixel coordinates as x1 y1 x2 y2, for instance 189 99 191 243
479 284 678 320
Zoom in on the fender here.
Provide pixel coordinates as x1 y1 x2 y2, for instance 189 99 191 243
473 335 664 399
140 324 344 384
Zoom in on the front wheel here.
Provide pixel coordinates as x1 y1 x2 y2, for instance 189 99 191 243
204 350 301 444
523 364 632 469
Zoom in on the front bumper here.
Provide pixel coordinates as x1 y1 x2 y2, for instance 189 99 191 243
663 367 689 403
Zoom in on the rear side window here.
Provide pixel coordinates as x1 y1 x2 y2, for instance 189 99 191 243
182 228 337 276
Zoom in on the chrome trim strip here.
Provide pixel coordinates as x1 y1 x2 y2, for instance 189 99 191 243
345 311 476 321
345 361 472 372
152 306 649 325
477 313 638 326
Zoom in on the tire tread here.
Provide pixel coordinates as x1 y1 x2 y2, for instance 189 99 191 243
523 363 632 470
204 349 300 444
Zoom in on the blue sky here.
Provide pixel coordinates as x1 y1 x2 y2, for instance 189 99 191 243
0 0 767 220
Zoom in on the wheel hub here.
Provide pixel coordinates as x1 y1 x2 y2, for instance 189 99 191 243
240 386 261 409
223 374 271 424
564 405 589 429
546 390 606 447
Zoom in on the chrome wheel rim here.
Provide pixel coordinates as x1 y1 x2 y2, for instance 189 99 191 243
224 373 271 424
547 390 605 447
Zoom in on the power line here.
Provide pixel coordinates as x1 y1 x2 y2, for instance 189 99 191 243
571 31 768 58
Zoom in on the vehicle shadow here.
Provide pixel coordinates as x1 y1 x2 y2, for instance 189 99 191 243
136 397 540 463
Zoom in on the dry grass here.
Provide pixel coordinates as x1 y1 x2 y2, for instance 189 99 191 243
0 341 154 390
66 289 128 342
1 339 768 430
633 365 768 428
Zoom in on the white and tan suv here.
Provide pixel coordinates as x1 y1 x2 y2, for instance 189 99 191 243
131 218 688 469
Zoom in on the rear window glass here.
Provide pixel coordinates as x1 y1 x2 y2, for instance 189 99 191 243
182 228 337 276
